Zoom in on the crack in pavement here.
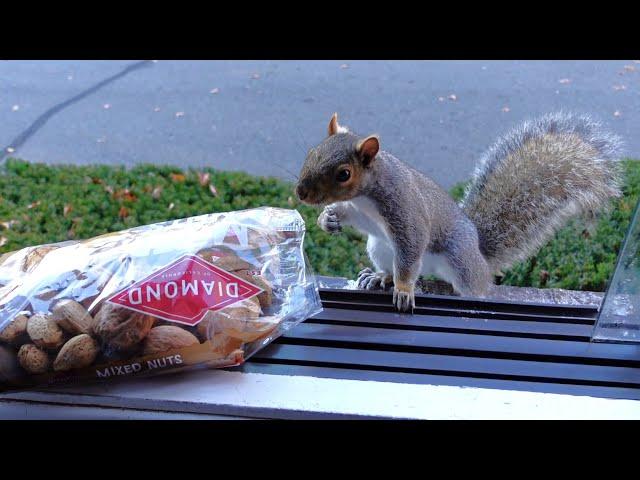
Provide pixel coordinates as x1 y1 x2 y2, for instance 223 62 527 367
1 60 155 162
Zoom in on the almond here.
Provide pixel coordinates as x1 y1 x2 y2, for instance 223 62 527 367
235 270 273 307
53 334 99 372
51 299 94 335
0 314 29 345
207 304 277 343
211 333 244 357
142 326 199 355
17 344 50 374
26 314 65 350
93 303 155 351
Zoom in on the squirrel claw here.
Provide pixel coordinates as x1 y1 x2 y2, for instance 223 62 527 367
393 285 415 312
357 268 393 291
317 206 342 234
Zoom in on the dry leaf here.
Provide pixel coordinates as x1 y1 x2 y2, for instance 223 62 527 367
0 220 17 230
154 106 161 112
0 236 7 247
251 73 260 79
624 65 636 72
168 202 175 211
170 173 186 183
6 147 14 153
613 84 627 91
11 105 19 112
103 103 111 109
437 96 445 102
118 206 129 219
198 172 211 186
614 110 622 117
210 88 219 94
558 78 571 84
340 64 349 69
501 106 510 113
151 186 162 199
175 111 185 117
209 184 218 197
113 189 137 202
63 204 73 217
448 94 457 101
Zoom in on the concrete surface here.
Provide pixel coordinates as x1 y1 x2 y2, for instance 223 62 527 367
1 60 637 189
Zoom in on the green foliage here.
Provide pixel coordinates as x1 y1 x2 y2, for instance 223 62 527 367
0 158 638 291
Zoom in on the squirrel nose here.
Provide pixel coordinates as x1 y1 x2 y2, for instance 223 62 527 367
296 184 308 201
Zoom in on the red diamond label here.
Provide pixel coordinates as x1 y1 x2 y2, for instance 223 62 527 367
106 254 263 326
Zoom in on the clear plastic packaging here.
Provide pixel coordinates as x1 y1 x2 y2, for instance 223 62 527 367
0 207 322 391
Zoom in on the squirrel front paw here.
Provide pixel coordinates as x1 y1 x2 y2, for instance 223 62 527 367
393 281 415 312
317 206 342 234
357 268 393 291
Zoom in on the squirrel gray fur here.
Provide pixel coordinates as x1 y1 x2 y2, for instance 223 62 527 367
295 112 623 311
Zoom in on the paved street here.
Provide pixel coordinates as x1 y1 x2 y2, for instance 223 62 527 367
0 60 637 188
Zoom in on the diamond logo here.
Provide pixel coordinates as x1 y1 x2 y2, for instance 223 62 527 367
107 254 263 326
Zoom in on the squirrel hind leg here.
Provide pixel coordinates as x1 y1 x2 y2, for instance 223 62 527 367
432 240 492 299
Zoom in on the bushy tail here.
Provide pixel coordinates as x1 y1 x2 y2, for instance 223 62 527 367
461 112 623 273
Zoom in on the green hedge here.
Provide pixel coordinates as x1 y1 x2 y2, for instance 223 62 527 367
0 158 638 291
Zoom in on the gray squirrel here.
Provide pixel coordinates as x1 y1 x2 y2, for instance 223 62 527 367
295 112 623 311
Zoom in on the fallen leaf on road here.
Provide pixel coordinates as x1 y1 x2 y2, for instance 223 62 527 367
340 64 349 69
558 78 571 84
170 173 186 183
6 147 14 153
11 105 19 111
251 73 260 79
154 107 161 112
448 94 457 101
103 104 111 109
210 88 219 94
614 110 622 117
175 111 185 117
613 84 627 91
501 106 510 112
624 65 636 72
437 96 445 102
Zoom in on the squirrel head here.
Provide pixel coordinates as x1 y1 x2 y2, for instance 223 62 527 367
296 113 380 205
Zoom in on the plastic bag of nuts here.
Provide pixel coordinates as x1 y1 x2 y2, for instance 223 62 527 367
0 207 322 391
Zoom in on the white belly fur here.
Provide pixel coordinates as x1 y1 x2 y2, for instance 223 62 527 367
347 197 456 285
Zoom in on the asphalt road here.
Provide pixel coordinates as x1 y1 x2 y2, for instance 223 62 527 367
0 60 637 189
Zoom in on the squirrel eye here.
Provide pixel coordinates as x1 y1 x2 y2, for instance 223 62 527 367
336 169 351 182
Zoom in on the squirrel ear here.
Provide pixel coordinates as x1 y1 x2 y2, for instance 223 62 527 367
328 113 340 136
356 135 380 167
